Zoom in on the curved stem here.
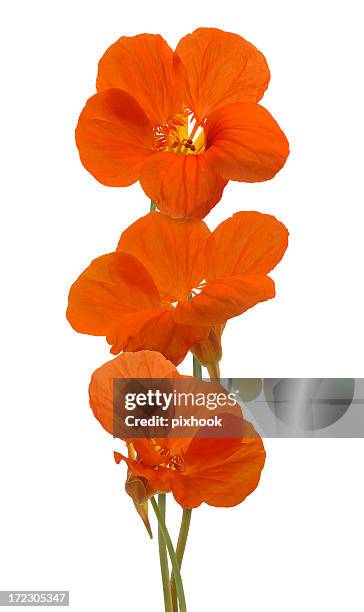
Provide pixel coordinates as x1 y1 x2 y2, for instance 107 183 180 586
170 509 192 612
150 200 157 211
151 496 187 612
157 494 173 612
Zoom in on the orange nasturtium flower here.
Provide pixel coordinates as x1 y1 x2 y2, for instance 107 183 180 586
89 350 266 509
75 27 289 219
67 210 288 367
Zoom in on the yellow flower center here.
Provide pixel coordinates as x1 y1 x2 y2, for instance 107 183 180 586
153 443 185 472
155 113 205 156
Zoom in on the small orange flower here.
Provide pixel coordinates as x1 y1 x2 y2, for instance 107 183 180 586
67 210 288 365
90 350 266 509
76 28 289 218
67 211 288 364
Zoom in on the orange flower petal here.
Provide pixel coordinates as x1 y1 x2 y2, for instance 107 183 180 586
205 101 289 182
131 440 170 468
112 309 209 365
75 89 154 187
66 251 160 344
174 275 275 326
175 27 270 122
89 351 179 435
96 34 183 127
105 310 164 355
117 211 210 301
172 427 266 508
140 151 227 219
206 211 289 281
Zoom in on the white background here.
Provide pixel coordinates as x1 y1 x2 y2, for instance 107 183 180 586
1 1 364 610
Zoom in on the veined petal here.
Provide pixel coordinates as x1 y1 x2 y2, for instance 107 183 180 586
112 309 209 365
66 251 160 337
89 351 179 435
96 34 183 127
205 101 289 182
140 152 227 219
206 211 289 281
75 89 154 187
175 27 270 122
172 424 266 508
174 275 275 326
117 211 210 301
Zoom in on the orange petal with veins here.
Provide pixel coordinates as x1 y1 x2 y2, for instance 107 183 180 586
206 211 289 280
205 101 289 182
140 151 227 219
174 275 275 327
97 34 183 127
75 89 154 187
67 252 160 338
176 27 270 122
117 211 210 301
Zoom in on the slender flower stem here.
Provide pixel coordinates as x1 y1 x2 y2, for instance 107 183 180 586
193 354 202 378
170 509 192 612
151 496 187 612
150 200 157 211
157 494 173 612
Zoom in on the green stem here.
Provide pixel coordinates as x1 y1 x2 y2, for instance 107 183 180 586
151 496 187 612
170 509 192 612
157 494 173 612
150 200 157 211
193 354 202 378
